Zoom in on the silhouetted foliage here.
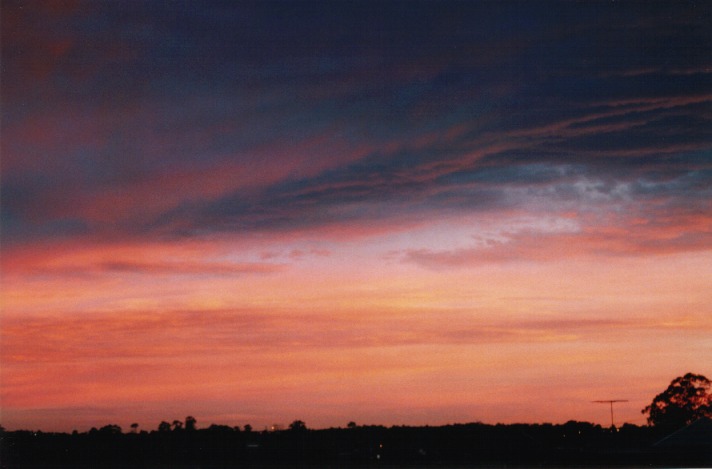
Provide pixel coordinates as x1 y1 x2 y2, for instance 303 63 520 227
6 374 712 469
157 420 171 432
208 423 234 432
289 419 307 431
185 415 197 431
642 372 712 430
3 419 710 467
98 424 122 434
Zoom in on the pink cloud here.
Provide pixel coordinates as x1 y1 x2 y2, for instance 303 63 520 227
3 303 709 430
506 94 712 143
403 208 712 269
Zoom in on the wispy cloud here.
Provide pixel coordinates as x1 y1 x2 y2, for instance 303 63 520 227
403 204 712 269
38 260 285 277
5 307 709 368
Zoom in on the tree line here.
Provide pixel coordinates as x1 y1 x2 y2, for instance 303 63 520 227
1 372 709 467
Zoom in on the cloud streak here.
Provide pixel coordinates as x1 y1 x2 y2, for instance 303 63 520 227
4 307 708 368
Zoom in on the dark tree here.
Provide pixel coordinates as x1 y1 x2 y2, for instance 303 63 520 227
99 424 122 434
172 420 183 431
642 372 712 430
243 424 252 433
289 420 307 431
158 421 172 432
185 416 197 431
130 423 139 433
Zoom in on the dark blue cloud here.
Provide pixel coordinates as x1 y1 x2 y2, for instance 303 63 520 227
2 0 711 244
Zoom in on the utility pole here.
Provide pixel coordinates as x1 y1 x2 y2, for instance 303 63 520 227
592 400 628 428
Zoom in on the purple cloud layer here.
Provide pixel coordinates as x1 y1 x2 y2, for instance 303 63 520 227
2 1 710 254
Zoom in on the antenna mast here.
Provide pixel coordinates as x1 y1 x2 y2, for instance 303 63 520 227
592 399 628 428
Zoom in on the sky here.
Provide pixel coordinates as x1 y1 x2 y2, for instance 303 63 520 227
1 0 711 433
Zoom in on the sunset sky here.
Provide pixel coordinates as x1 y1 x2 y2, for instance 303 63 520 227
1 1 711 433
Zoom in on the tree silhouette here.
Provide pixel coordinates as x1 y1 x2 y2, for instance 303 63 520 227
642 372 712 430
130 423 139 433
98 424 122 434
172 420 183 431
185 415 197 431
289 420 307 431
158 421 171 432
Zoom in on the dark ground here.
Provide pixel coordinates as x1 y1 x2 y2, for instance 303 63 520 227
1 420 711 468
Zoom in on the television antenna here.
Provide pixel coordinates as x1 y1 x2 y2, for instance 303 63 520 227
592 399 628 428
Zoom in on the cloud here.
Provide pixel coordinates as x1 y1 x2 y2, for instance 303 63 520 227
403 214 712 270
3 0 711 248
4 305 710 370
44 260 285 277
2 2 710 301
